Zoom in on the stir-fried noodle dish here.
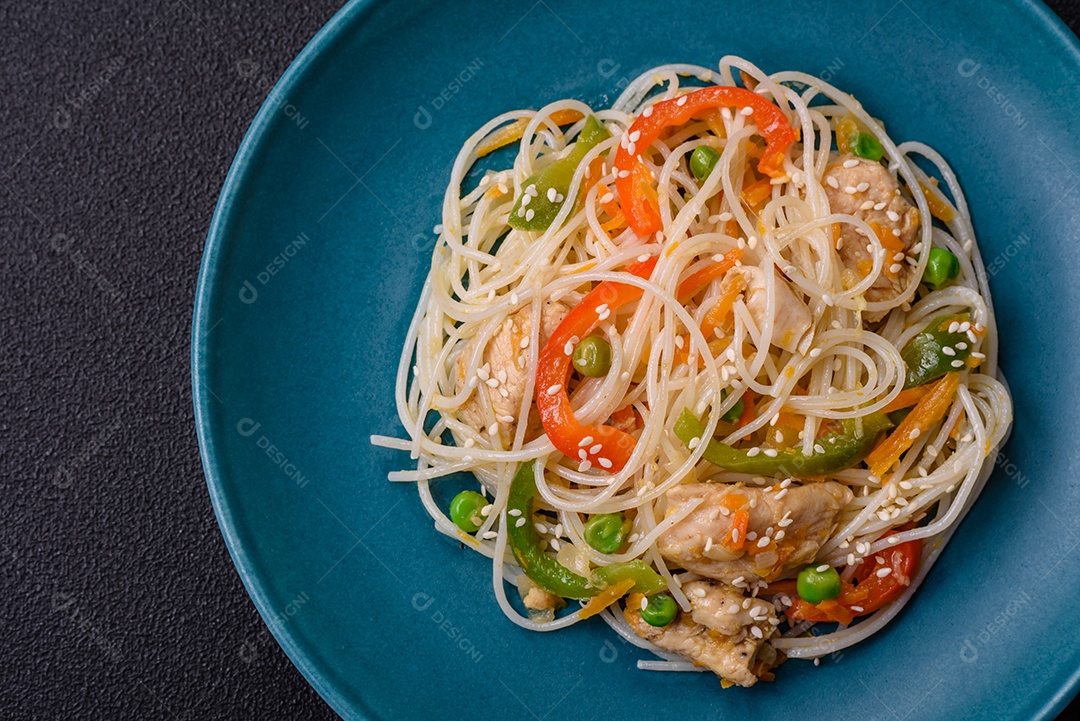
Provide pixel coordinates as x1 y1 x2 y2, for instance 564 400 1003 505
372 56 1012 687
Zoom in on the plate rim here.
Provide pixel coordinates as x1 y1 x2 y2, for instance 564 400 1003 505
191 1 1080 718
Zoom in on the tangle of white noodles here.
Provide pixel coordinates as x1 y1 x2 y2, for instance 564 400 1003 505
370 56 1013 670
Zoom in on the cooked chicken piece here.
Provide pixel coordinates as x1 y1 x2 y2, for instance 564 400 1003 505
718 266 812 354
454 300 569 445
624 581 778 687
658 481 853 583
523 585 563 612
823 155 921 309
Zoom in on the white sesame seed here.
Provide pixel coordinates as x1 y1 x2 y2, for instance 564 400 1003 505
876 567 892 578
816 564 830 573
642 106 653 118
600 193 614 204
757 536 770 548
578 460 592 472
857 182 871 192
850 605 864 613
578 436 594 447
514 517 526 528
764 449 778 457
909 428 921 440
843 159 859 169
950 360 965 368
677 96 688 106
545 384 562 395
508 509 522 517
826 176 840 189
547 187 557 202
525 208 535 222
617 169 630 178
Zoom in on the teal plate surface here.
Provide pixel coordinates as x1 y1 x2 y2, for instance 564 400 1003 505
193 1 1080 718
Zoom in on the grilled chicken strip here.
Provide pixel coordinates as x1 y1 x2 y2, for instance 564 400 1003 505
624 580 779 687
658 481 852 583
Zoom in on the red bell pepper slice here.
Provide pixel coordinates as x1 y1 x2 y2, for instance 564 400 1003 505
784 532 923 623
615 86 797 237
536 258 657 472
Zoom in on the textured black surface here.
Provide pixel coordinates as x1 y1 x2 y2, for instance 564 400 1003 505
2 1 1078 719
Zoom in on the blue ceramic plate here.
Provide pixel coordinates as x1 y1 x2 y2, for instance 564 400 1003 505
193 1 1080 718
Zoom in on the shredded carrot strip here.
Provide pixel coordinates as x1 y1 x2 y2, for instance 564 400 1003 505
475 110 587 158
882 385 932 413
719 493 749 552
867 373 959 477
596 184 621 218
869 222 905 276
550 109 585 126
918 179 957 222
676 248 743 303
775 412 805 431
738 391 756 428
579 577 636 619
700 276 743 339
601 212 626 233
702 109 727 139
816 599 854 625
741 177 773 209
476 120 528 158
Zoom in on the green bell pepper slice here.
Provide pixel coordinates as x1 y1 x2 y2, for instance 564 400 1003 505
507 461 666 600
673 409 893 476
508 115 610 232
901 313 972 389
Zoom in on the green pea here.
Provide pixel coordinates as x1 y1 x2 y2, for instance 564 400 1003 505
572 335 612 378
690 146 721 182
583 513 629 554
851 131 884 161
449 490 488 533
797 564 842 604
720 389 744 423
922 248 960 290
640 593 678 627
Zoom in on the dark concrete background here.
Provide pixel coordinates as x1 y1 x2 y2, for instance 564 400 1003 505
2 1 1078 718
